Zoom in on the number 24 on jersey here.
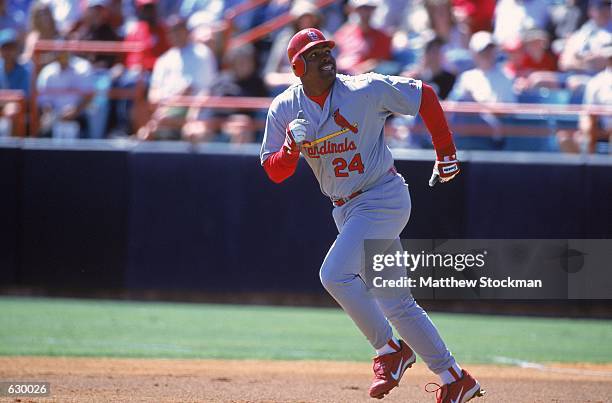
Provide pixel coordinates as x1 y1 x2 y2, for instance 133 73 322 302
333 153 365 177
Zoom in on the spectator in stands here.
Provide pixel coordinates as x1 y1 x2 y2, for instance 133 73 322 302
501 38 524 79
263 0 325 92
72 0 122 68
452 0 496 34
370 0 411 35
518 29 559 73
1 0 28 34
179 0 223 21
546 0 588 54
425 0 469 51
334 0 392 75
124 0 170 73
402 36 456 99
104 0 125 31
22 1 60 67
423 0 471 73
261 0 293 28
219 44 267 98
46 0 83 36
196 44 268 144
396 34 457 150
449 31 516 145
558 49 612 153
180 1 229 62
112 0 170 136
493 0 551 46
559 0 612 75
504 28 560 91
37 50 93 138
0 28 29 137
220 0 261 34
0 29 29 96
0 0 26 34
69 0 123 139
449 31 516 103
138 15 216 141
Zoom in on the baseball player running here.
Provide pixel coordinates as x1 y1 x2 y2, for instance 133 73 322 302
260 28 485 403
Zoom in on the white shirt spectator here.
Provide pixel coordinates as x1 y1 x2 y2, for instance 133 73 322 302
371 0 410 34
493 0 550 45
149 42 217 103
584 67 612 130
449 67 516 103
561 20 612 72
37 57 93 112
44 0 82 35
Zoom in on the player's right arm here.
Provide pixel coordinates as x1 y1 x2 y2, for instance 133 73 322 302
260 99 308 184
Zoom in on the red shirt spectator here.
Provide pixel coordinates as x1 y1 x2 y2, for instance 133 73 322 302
334 0 391 75
504 29 558 78
125 0 169 71
520 51 558 73
452 0 495 33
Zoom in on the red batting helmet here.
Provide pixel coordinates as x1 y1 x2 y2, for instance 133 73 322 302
287 28 335 77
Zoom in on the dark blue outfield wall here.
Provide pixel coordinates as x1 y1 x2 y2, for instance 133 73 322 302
1 140 611 293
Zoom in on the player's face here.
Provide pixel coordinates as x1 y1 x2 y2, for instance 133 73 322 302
303 45 336 81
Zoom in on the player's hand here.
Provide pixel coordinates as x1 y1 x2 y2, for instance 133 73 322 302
429 150 460 187
284 110 309 154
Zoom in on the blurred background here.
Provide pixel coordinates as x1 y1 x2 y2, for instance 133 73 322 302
0 0 610 151
0 0 611 319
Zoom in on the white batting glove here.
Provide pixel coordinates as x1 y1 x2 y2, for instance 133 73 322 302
288 111 309 144
284 110 309 153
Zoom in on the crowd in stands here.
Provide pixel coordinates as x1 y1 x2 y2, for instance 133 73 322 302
0 0 610 153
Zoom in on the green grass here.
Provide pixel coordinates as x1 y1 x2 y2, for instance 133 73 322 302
0 297 611 364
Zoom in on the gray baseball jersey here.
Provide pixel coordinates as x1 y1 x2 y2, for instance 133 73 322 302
260 73 422 200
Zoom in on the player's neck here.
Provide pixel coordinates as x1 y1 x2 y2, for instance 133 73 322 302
306 86 331 109
302 78 334 98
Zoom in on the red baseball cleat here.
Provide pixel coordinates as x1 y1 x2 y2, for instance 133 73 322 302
368 340 416 399
426 369 486 403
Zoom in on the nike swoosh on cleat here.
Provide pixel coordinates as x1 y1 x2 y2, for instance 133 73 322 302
390 358 403 381
390 357 411 381
451 387 463 403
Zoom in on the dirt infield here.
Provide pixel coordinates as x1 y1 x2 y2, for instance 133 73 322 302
1 357 611 402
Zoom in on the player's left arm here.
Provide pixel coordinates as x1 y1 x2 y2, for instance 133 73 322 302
373 74 459 186
419 83 459 186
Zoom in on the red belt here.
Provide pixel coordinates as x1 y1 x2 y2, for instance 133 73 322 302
332 167 397 207
333 190 363 207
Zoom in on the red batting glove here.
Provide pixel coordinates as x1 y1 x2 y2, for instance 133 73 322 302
429 144 460 187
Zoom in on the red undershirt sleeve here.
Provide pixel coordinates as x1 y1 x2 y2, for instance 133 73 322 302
419 83 456 159
263 147 300 184
263 88 331 184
